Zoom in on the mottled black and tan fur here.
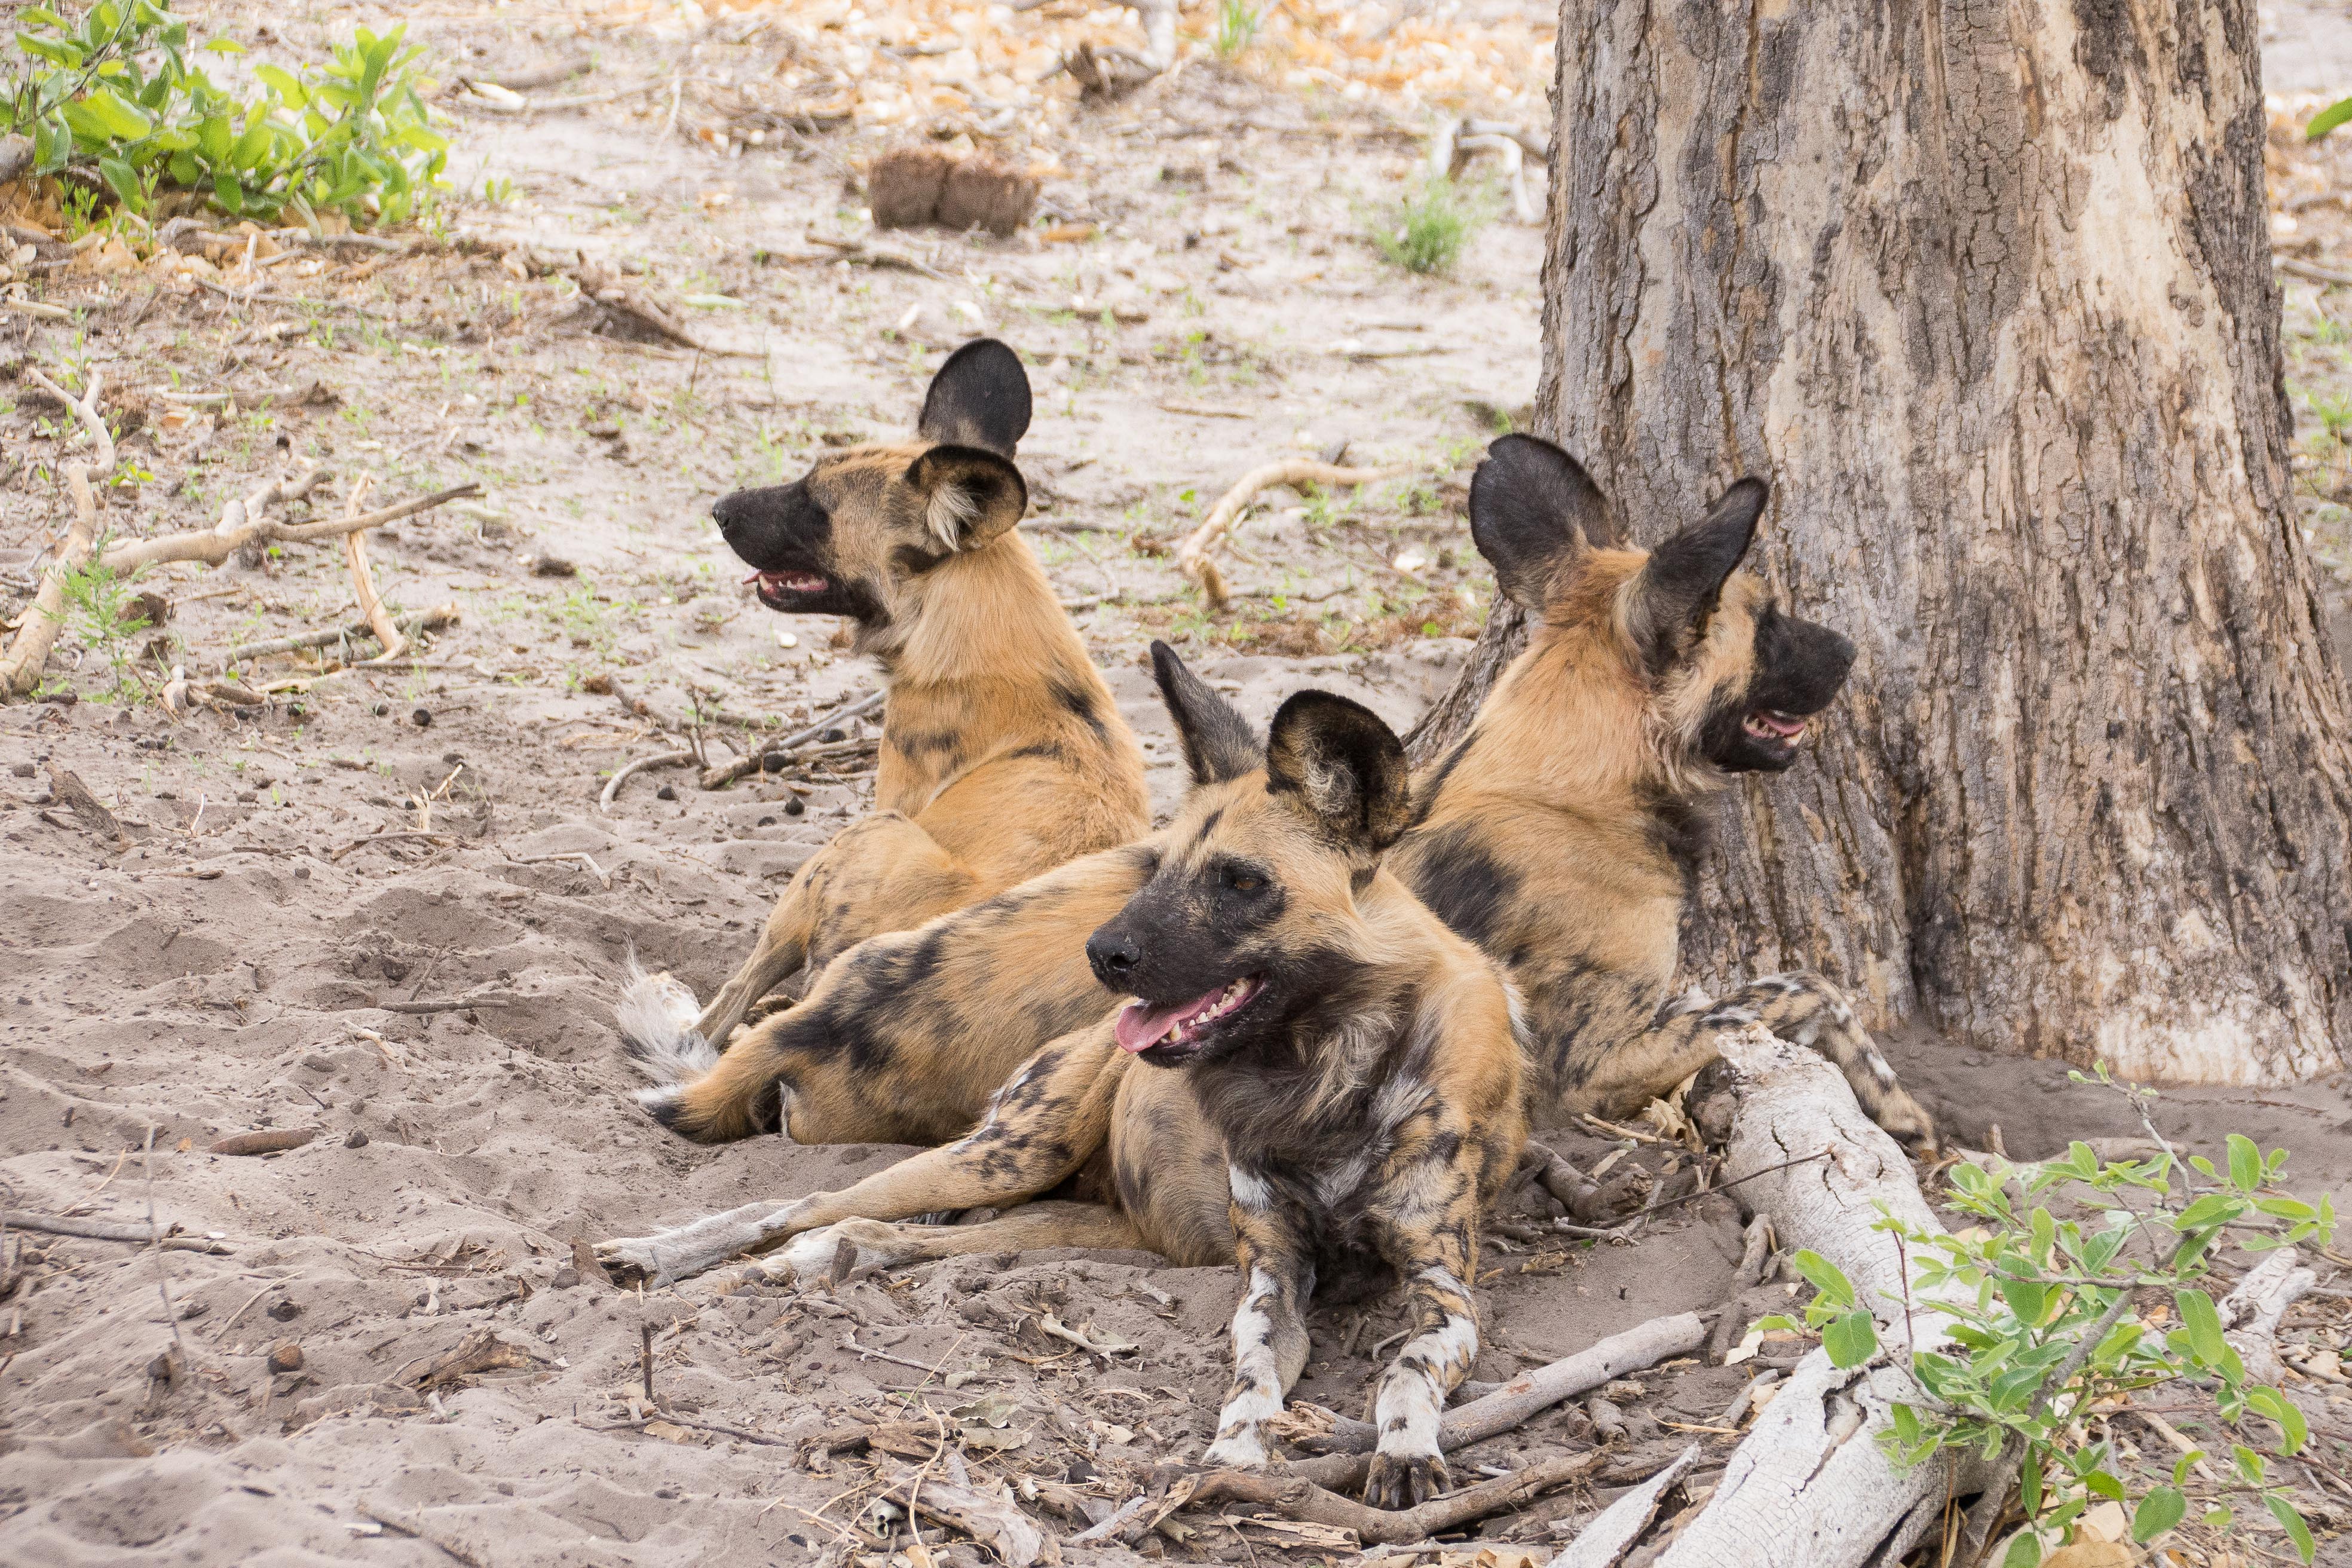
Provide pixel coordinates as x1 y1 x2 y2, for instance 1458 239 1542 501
1391 436 1933 1144
603 652 1526 1508
617 338 1149 1080
623 436 1933 1154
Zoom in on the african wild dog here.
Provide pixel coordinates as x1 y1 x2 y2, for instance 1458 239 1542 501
1391 434 1933 1143
618 338 1149 1069
606 653 1526 1509
615 434 1933 1154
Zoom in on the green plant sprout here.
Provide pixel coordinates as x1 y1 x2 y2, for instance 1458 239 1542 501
1212 0 1262 60
1367 173 1490 275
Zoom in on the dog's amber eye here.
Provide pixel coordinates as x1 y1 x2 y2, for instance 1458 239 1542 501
1225 871 1263 893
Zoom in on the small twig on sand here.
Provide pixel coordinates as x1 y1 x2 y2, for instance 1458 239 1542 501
375 991 531 1015
597 1412 794 1446
1191 1449 1606 1546
329 829 460 861
1176 460 1413 609
1 369 117 697
601 748 696 813
508 851 612 889
3 1209 231 1253
2279 256 2352 289
142 1126 188 1359
358 1500 490 1568
457 76 668 116
220 604 460 668
338 476 407 662
700 690 886 789
208 1129 318 1157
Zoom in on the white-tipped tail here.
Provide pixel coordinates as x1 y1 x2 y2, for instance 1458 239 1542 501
617 958 719 1083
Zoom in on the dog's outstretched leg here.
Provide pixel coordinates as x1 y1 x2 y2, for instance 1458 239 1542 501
598 1030 1122 1284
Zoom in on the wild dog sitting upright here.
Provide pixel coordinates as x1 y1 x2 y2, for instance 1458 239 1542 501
1394 434 1931 1137
620 338 1149 1068
610 656 1525 1509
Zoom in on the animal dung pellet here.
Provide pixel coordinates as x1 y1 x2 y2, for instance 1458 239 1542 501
868 147 1038 237
267 1342 304 1373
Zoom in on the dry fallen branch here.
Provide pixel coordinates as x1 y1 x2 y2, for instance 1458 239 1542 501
601 748 697 811
1 369 117 697
394 1328 532 1390
1557 1026 1993 1568
459 76 668 115
1176 460 1414 608
46 766 131 849
220 603 460 668
700 690 886 789
3 1209 231 1253
1193 1448 1606 1546
872 1467 1055 1566
1306 1310 1706 1462
2219 1244 2317 1385
96 480 479 574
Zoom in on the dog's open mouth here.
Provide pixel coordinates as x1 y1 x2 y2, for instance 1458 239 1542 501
1741 709 1809 748
745 568 829 607
1114 975 1263 1059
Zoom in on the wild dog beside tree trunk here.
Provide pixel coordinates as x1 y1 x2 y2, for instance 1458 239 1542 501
1416 0 2352 1084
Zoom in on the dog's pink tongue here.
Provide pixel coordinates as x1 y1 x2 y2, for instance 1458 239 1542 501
1114 996 1204 1054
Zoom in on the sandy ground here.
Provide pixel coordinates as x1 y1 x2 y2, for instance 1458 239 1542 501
6 4 2352 1566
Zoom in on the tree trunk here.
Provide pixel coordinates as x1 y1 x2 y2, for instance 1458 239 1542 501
1416 0 2352 1080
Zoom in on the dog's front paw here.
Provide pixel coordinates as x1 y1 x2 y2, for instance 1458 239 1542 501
593 1236 669 1287
1202 1429 1270 1469
1363 1450 1448 1511
725 1254 798 1292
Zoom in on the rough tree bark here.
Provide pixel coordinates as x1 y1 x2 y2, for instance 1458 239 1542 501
1413 0 2352 1080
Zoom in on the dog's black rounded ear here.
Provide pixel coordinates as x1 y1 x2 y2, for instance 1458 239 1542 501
1150 641 1262 785
1630 478 1765 671
906 445 1028 550
918 338 1031 457
1266 691 1411 856
1469 435 1616 610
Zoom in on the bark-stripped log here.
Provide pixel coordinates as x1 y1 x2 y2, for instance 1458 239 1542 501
1414 0 2352 1085
1563 1025 1992 1567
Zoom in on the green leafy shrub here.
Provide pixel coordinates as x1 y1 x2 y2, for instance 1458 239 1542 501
1769 1070 2332 1565
1368 174 1489 276
5 1 446 228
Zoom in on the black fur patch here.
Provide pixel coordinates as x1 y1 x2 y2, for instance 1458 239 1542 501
1052 678 1111 743
1468 435 1616 608
917 338 1033 456
1632 479 1765 674
1150 641 1261 784
1405 823 1520 948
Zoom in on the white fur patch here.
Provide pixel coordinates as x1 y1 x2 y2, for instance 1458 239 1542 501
1210 1267 1288 1462
1228 1165 1275 1211
781 1223 850 1279
1377 1276 1477 1460
926 479 978 550
616 959 717 1083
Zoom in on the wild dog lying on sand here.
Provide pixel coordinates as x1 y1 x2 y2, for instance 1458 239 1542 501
618 338 1149 1062
614 435 1933 1156
616 663 1527 1508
